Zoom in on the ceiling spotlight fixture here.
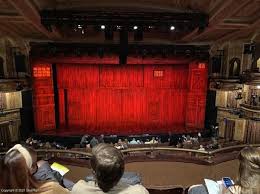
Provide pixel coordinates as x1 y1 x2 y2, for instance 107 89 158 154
78 24 82 29
170 25 175 31
133 26 138 30
101 25 105 30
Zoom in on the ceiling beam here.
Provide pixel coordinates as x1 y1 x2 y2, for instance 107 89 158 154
7 0 61 39
182 0 251 42
0 22 22 39
216 19 260 43
0 15 26 22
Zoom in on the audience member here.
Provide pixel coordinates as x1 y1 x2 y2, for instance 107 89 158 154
0 144 69 194
145 137 158 144
198 145 205 151
229 147 260 194
80 134 90 148
72 143 149 194
98 134 105 143
90 137 99 148
26 147 74 190
188 147 260 194
198 132 202 141
115 139 128 150
129 138 138 145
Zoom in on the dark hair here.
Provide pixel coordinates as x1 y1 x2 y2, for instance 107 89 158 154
237 147 260 194
0 149 40 194
90 143 124 192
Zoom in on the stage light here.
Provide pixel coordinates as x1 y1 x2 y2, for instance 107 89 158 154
170 25 175 31
257 85 260 89
133 26 138 30
101 25 105 30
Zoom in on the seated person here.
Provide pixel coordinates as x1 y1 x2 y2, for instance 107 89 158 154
0 144 69 194
90 137 99 148
144 137 158 144
26 147 74 190
188 147 260 194
129 138 138 145
198 145 205 151
80 134 90 148
229 146 260 194
72 143 149 194
115 139 127 150
98 134 105 143
150 137 158 144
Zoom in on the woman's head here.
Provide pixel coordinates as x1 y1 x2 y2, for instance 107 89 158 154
90 143 124 192
237 147 260 193
1 144 38 192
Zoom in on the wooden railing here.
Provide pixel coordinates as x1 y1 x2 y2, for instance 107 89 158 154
1 144 259 163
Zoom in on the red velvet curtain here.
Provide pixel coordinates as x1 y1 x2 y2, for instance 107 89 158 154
57 64 190 135
32 58 207 135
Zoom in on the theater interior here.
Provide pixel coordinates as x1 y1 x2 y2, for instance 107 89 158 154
0 0 260 193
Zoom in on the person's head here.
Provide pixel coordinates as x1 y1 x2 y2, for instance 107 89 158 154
26 147 38 175
237 147 260 193
1 144 39 192
90 143 124 192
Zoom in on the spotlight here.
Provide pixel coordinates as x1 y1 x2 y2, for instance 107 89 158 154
78 24 82 29
101 25 105 30
133 26 138 30
170 26 175 31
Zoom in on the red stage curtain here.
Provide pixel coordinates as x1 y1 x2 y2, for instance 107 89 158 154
56 64 190 135
32 58 207 135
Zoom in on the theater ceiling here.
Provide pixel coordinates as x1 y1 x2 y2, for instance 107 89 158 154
0 0 259 43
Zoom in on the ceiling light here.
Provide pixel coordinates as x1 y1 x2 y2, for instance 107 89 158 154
257 85 260 89
170 26 175 31
101 25 105 30
148 26 153 29
133 26 138 30
78 24 82 29
116 26 121 30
